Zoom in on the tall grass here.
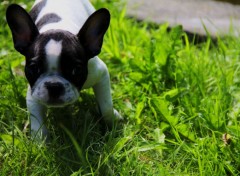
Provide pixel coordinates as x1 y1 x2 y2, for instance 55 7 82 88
0 0 240 175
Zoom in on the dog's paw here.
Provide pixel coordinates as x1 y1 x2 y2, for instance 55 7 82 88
102 109 123 127
113 109 123 121
31 130 50 144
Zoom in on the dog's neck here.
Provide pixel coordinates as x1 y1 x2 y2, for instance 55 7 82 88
30 0 95 34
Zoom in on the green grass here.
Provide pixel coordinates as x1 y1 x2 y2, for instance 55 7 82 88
1 0 240 175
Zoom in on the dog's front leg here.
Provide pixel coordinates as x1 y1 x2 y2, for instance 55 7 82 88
26 87 48 140
93 66 122 126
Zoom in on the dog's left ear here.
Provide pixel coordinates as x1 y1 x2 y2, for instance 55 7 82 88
6 4 39 55
78 8 110 58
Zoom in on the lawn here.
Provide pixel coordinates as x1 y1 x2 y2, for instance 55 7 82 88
1 0 240 175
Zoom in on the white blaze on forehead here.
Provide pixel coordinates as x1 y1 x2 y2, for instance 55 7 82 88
45 39 62 71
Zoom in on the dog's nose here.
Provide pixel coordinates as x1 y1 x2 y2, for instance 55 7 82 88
44 82 65 98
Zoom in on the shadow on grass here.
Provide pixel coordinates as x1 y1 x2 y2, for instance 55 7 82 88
44 92 123 175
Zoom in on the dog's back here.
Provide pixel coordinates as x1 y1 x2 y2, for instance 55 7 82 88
30 0 95 34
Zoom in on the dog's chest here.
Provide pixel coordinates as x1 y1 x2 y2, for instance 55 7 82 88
31 0 94 34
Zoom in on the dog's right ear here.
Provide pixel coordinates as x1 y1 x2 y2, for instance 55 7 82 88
6 4 39 55
78 8 110 58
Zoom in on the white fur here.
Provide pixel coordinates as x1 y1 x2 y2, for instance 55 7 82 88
82 56 107 89
45 39 62 71
27 87 48 139
34 0 95 34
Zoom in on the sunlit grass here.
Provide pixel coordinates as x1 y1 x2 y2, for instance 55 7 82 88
1 0 240 175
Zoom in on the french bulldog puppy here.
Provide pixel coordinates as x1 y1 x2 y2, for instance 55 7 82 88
6 0 121 139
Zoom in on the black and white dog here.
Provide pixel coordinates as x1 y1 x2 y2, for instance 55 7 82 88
6 0 121 139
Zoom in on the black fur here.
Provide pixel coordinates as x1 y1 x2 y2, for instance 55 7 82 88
36 13 61 30
6 4 39 55
29 0 47 22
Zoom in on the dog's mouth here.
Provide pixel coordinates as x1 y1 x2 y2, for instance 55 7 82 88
33 92 79 108
41 97 77 108
46 98 65 107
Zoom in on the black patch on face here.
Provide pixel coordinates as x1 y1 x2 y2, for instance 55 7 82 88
24 35 49 87
24 30 89 90
29 0 47 22
58 32 89 90
36 13 61 30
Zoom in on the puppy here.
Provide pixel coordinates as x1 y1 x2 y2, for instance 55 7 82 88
6 0 121 139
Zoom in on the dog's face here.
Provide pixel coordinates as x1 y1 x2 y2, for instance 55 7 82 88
6 4 110 107
25 30 86 106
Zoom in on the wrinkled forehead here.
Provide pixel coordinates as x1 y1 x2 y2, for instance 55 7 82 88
33 30 79 55
28 30 84 69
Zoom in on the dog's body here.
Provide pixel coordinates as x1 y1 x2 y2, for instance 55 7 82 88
31 0 94 34
6 0 121 139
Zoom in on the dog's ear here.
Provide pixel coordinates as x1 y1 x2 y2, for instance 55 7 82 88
6 4 39 55
78 8 110 58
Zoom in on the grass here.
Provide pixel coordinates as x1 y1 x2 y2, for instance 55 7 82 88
1 0 240 175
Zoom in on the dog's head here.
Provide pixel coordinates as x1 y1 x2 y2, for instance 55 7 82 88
6 4 110 107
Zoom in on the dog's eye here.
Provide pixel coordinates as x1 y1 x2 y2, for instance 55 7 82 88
26 62 41 79
25 62 42 87
29 63 40 74
72 68 76 75
72 67 81 76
